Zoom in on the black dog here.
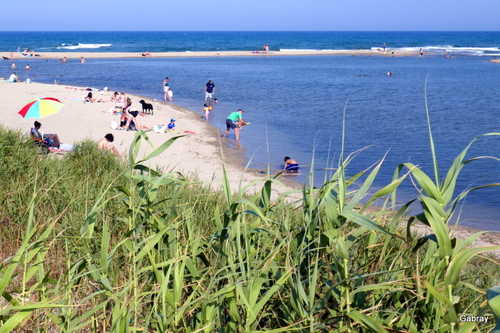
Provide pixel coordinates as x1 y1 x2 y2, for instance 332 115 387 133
139 100 154 115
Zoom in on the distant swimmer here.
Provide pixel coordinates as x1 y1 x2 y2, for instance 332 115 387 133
383 42 386 51
11 62 16 70
387 71 392 76
81 56 86 63
419 48 424 58
60 57 67 63
25 64 30 70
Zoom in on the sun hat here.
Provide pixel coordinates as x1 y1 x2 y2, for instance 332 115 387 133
171 118 176 122
237 109 244 112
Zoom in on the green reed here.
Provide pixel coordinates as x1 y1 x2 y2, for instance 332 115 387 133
0 118 499 332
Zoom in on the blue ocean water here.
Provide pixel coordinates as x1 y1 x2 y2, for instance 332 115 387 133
1 31 500 231
2 31 500 56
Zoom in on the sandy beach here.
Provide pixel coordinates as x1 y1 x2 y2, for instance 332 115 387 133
0 80 498 255
4 49 419 60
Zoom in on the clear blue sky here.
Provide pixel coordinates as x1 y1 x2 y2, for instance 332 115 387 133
2 0 499 31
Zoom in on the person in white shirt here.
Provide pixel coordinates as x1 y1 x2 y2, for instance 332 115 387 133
9 72 19 82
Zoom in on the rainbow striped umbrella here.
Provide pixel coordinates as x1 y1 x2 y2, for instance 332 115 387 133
18 97 64 119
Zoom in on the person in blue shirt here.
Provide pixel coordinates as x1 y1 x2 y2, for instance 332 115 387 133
204 80 215 100
167 119 176 131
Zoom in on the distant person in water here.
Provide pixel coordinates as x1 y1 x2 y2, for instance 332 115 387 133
283 156 299 171
11 62 16 69
387 71 392 76
204 80 215 100
98 133 122 156
60 57 67 63
163 77 171 102
25 64 30 70
81 56 86 63
420 48 424 58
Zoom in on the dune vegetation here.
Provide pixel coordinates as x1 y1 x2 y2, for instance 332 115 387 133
0 124 500 333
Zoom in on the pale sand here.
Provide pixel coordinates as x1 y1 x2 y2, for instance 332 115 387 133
4 49 419 60
1 81 498 256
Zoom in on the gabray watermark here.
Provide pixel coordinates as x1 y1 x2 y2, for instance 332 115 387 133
458 315 491 324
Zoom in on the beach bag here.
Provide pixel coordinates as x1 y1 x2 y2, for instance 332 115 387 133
110 121 118 130
154 125 166 133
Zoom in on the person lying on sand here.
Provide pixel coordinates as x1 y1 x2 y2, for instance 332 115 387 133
98 133 123 157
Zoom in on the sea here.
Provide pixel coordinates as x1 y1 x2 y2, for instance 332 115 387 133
1 31 500 231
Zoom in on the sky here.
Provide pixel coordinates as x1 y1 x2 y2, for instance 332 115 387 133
1 0 500 31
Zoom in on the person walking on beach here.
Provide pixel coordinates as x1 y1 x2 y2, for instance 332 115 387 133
420 48 424 58
163 77 171 102
204 80 215 100
222 109 246 141
383 42 386 51
98 134 122 157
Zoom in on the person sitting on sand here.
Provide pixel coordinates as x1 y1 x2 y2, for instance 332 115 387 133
141 51 151 56
98 134 122 157
30 121 61 148
118 92 126 104
283 156 299 171
111 91 119 102
167 119 176 131
85 91 96 103
9 72 19 82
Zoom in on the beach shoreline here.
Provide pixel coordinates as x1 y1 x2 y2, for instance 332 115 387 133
3 49 420 60
1 80 498 256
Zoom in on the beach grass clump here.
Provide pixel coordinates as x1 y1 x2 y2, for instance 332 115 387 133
0 128 500 332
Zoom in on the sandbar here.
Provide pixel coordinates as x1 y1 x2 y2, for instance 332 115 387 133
4 49 419 60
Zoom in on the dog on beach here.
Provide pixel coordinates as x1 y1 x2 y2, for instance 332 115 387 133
139 100 154 115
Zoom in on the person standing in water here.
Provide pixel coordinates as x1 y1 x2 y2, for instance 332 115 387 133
222 109 246 141
163 77 171 102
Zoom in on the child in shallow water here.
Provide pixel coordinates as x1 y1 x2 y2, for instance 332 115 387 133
283 156 299 171
202 103 212 122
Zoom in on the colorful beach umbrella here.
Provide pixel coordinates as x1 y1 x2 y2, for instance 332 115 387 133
18 97 64 119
